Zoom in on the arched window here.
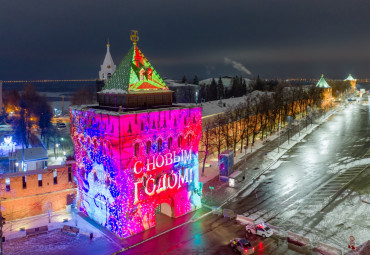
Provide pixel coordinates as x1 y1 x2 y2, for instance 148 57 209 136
168 137 173 150
134 143 139 157
146 141 151 154
178 135 183 148
158 139 163 151
187 134 192 146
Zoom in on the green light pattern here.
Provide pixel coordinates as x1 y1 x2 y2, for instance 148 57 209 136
102 45 168 92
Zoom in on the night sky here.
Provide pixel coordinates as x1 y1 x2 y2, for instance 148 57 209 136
1 0 370 81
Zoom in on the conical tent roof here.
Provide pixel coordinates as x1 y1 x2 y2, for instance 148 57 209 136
344 74 356 81
101 44 168 93
316 75 331 88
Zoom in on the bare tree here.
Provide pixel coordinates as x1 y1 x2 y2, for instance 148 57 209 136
250 96 261 148
71 88 95 105
200 120 215 176
212 114 226 158
239 98 253 152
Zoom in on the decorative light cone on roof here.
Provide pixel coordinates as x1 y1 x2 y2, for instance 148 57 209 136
101 33 168 93
97 31 173 108
316 74 331 88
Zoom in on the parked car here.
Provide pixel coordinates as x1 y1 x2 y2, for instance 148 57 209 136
57 123 67 129
230 238 254 254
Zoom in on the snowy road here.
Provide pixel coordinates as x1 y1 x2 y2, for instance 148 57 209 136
228 103 370 249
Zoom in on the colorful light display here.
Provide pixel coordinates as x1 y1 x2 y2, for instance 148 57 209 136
101 44 169 93
70 106 202 238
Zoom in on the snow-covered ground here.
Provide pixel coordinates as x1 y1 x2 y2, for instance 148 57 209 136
3 209 104 240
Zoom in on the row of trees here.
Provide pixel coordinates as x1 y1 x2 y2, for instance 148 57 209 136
3 84 54 148
200 84 324 174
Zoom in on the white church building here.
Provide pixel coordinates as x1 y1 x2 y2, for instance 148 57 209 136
98 40 116 82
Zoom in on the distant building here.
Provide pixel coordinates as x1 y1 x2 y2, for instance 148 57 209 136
165 79 200 103
344 74 357 91
99 40 116 82
316 74 332 107
9 147 48 172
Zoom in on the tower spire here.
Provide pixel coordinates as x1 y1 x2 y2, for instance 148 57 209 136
130 30 139 45
99 39 116 81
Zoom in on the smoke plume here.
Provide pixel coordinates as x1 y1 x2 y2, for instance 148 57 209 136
224 57 252 75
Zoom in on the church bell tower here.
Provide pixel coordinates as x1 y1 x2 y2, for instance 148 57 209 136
99 39 116 82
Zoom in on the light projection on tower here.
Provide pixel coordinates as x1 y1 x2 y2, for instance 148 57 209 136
70 107 202 238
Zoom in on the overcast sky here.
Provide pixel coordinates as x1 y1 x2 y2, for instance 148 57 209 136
1 0 370 81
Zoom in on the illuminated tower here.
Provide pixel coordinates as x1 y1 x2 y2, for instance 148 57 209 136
0 80 2 110
99 39 116 81
70 32 202 238
344 74 357 92
316 74 332 108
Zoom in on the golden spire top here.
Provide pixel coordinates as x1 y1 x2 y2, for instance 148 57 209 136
321 74 324 78
106 38 110 48
130 30 139 45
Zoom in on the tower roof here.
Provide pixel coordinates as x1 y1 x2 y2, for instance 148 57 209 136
101 44 168 93
316 74 331 88
344 74 356 81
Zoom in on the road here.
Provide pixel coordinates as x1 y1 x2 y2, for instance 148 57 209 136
123 103 370 254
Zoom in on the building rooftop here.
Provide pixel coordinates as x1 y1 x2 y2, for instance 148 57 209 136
11 147 48 162
71 103 200 116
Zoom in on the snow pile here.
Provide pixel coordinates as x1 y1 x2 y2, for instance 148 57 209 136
327 158 370 174
99 88 127 94
200 91 268 117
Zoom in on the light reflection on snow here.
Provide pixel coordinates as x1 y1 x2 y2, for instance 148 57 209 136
320 139 329 155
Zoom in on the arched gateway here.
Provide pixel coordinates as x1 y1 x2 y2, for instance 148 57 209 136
70 32 202 238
